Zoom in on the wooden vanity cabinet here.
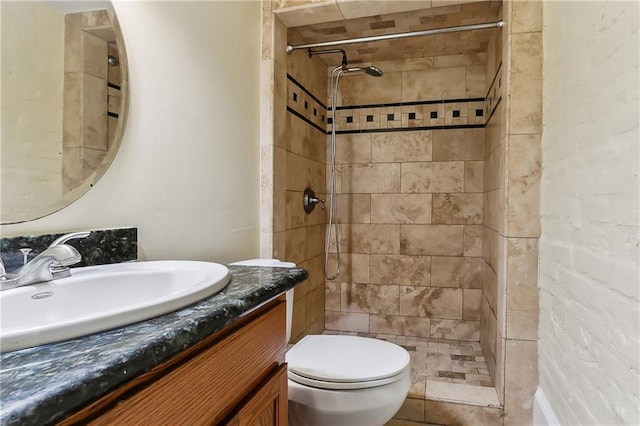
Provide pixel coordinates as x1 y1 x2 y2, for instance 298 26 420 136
61 298 288 426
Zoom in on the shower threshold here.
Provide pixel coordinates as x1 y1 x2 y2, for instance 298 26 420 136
322 331 504 425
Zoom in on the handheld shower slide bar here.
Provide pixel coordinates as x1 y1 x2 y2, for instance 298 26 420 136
287 21 503 53
306 49 384 280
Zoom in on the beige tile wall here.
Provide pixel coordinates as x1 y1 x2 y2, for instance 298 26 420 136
278 27 328 342
480 18 503 391
325 56 486 342
336 53 487 105
481 2 542 424
259 0 280 259
501 2 542 424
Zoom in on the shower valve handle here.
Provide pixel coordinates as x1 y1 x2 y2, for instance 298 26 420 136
311 197 326 210
303 187 325 214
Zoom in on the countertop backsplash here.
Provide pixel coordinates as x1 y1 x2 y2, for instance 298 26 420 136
0 227 137 273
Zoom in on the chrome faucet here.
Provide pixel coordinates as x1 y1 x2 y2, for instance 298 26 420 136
0 231 90 291
49 231 91 248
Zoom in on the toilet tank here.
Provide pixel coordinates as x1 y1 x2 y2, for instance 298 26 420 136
228 259 296 343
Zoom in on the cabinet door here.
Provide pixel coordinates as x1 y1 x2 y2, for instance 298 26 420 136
225 364 288 426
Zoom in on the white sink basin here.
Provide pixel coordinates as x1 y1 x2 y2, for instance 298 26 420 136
0 260 230 353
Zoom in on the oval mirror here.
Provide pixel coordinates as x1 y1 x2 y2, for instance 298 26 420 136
1 0 128 224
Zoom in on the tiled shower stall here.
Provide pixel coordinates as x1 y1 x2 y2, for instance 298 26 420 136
261 1 541 424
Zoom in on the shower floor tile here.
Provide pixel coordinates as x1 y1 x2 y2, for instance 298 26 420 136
322 331 493 400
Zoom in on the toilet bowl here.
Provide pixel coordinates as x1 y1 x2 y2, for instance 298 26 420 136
230 259 411 426
287 334 411 426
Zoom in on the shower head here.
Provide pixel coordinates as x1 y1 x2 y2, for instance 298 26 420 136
308 49 383 78
345 65 384 77
363 66 383 77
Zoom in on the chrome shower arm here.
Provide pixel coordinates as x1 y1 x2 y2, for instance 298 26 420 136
307 48 348 67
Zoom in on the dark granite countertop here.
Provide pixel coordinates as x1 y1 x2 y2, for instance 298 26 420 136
0 265 307 426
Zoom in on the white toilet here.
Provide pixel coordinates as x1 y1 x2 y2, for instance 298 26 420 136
287 333 411 426
230 259 411 426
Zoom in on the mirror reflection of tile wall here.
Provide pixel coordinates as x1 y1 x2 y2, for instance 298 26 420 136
63 10 119 193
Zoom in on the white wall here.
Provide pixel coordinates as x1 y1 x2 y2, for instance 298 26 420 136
0 0 262 264
540 2 639 425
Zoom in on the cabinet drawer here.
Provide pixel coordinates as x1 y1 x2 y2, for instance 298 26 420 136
86 301 286 425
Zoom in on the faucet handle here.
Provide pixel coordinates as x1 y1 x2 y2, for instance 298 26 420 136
19 248 32 266
48 245 83 279
49 231 91 248
47 232 89 279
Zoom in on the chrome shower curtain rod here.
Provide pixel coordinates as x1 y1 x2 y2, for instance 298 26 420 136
286 21 503 53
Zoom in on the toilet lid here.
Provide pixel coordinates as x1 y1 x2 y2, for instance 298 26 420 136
286 335 410 384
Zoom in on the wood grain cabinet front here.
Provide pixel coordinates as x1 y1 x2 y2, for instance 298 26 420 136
61 299 287 426
224 364 288 426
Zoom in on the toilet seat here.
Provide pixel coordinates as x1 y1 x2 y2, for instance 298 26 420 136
288 368 408 390
286 335 411 390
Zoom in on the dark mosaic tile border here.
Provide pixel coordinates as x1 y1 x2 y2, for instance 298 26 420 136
287 74 328 110
1 227 137 273
333 123 484 135
286 105 327 134
333 97 485 110
286 73 489 135
287 74 328 133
